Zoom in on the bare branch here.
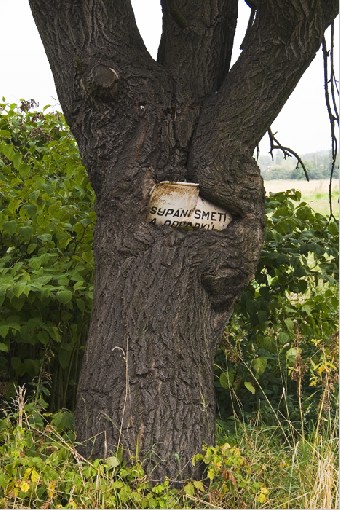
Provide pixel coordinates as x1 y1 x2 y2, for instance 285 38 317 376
268 128 309 181
189 0 338 214
322 25 339 218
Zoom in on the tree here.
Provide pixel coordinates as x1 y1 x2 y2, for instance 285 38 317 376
28 0 338 481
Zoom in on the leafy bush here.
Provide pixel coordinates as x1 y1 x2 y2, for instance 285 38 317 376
0 100 95 409
0 388 181 509
0 101 338 509
1 101 338 431
216 190 339 429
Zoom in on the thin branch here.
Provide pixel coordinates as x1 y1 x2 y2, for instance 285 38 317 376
322 27 339 219
267 128 309 181
330 23 339 121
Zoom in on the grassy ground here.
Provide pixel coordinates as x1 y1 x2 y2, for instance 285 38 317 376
0 388 338 509
264 178 339 216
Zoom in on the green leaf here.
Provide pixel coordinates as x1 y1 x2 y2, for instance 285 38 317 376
0 342 9 352
56 289 73 304
18 225 33 242
193 480 204 492
50 410 74 432
296 205 314 221
328 221 338 235
219 370 236 389
277 331 291 344
3 220 17 234
106 455 120 468
12 282 30 298
184 482 195 497
252 357 268 377
0 325 10 338
284 318 294 332
21 204 37 217
23 358 40 376
286 347 301 367
244 381 256 394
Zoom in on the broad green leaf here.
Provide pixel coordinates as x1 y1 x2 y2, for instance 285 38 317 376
328 221 338 235
21 204 37 217
19 225 33 242
3 220 17 234
252 357 268 377
183 482 195 496
0 325 10 338
286 347 301 366
12 282 30 298
193 480 204 492
50 410 74 432
22 358 40 376
56 289 73 304
296 205 314 221
106 455 120 468
284 318 294 332
219 370 236 390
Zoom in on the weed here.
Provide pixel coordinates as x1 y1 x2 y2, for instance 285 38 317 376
0 387 338 509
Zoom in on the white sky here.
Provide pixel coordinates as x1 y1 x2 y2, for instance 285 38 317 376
0 0 338 155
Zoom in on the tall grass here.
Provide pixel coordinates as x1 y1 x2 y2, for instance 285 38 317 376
0 381 338 509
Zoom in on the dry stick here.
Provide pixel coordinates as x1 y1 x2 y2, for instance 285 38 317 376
267 128 309 181
322 25 339 219
185 493 224 509
112 340 130 454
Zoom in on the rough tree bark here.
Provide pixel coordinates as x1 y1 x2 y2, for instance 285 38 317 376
29 0 338 481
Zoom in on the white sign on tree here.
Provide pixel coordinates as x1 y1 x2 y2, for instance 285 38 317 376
148 182 232 231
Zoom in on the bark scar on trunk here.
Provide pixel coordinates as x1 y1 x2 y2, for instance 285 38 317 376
80 64 120 101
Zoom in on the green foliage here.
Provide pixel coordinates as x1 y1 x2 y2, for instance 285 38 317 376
0 101 338 509
191 442 269 507
1 100 338 435
0 389 181 509
2 390 337 509
0 100 95 409
216 190 339 428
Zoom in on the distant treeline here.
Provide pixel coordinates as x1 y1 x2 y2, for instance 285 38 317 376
258 149 339 180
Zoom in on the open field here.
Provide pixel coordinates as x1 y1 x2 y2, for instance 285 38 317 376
264 178 339 215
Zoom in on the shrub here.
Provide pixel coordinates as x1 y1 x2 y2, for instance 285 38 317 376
0 100 95 409
215 190 339 430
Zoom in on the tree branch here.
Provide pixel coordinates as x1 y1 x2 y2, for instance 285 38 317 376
189 0 338 214
29 0 153 118
268 128 309 181
158 0 238 100
322 25 339 218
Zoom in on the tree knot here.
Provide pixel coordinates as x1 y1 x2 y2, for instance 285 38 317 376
81 64 120 101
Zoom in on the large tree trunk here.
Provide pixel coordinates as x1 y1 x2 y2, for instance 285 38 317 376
75 167 263 480
29 0 338 481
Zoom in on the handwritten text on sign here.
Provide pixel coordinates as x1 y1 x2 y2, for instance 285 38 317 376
147 182 232 231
